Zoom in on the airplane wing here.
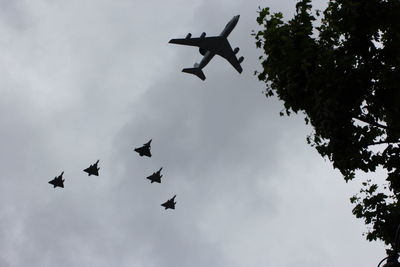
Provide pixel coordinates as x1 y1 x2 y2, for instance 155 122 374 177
169 36 221 49
169 36 243 73
215 39 243 74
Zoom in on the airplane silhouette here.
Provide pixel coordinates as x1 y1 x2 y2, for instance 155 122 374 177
134 139 152 157
146 167 163 183
161 195 176 210
169 15 243 80
83 160 100 176
48 171 65 188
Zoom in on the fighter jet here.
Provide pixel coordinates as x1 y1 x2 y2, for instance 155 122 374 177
48 171 65 188
134 139 152 157
169 15 244 80
146 167 163 183
161 195 177 210
83 160 100 176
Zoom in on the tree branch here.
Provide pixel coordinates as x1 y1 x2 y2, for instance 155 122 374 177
368 140 400 147
354 116 388 129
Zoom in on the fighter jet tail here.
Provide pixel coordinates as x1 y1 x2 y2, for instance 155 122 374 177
182 67 206 81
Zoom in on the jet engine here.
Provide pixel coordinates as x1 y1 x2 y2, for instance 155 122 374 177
185 33 192 39
233 47 240 54
200 32 206 38
199 47 207 55
238 56 244 63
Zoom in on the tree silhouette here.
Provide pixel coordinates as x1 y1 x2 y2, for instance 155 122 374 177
254 0 400 251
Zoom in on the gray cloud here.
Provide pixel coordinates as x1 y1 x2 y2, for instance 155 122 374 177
0 0 386 266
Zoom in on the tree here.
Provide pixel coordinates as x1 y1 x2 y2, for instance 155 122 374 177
253 0 400 251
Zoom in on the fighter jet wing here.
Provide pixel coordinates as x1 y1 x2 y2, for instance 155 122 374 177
134 147 152 157
49 178 64 188
161 200 175 210
169 36 242 73
142 149 151 157
147 174 161 183
83 166 99 176
161 195 176 210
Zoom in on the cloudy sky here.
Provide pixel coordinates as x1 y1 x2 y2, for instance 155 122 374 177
0 0 388 266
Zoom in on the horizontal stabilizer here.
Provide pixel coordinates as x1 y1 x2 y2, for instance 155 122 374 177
182 67 206 81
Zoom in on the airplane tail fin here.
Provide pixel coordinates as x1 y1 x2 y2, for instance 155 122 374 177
182 67 206 81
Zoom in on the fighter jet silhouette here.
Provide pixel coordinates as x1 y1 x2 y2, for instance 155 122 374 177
48 171 65 188
134 139 152 157
147 167 163 183
161 195 176 210
83 160 100 176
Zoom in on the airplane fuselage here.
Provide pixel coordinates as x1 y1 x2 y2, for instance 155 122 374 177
169 15 242 80
197 15 240 70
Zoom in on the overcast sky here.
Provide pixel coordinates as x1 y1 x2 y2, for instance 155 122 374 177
0 0 388 266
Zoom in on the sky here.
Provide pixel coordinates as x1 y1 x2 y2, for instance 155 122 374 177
0 0 388 266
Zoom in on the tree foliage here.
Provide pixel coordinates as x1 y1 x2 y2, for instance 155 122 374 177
254 0 400 248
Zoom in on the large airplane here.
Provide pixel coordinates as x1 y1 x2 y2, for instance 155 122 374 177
169 15 244 80
147 167 163 183
83 160 100 176
48 171 65 188
134 139 152 157
161 195 177 210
